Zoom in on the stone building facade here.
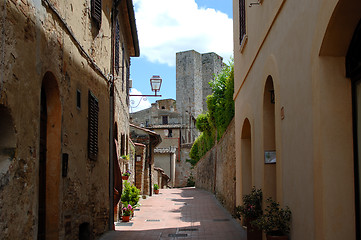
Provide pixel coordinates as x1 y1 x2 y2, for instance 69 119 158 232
233 0 361 239
0 0 138 239
176 50 223 144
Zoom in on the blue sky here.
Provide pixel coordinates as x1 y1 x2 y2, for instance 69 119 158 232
130 0 233 112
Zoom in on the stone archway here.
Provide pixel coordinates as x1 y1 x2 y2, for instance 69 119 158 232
38 72 61 240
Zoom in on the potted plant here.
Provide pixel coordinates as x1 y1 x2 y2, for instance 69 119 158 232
121 181 140 211
122 204 133 222
121 155 130 161
154 184 159 194
122 170 131 180
254 198 292 240
235 187 263 240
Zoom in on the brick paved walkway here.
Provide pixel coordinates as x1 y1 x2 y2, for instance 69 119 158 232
99 187 246 240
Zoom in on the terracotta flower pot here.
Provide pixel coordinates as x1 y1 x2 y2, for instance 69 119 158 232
266 235 289 240
154 189 159 194
122 176 129 180
245 218 262 240
122 215 130 222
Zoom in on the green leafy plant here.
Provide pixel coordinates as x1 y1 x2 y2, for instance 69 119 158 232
235 187 263 221
254 198 292 236
121 181 140 208
121 155 130 161
189 60 234 165
122 204 133 216
154 184 159 190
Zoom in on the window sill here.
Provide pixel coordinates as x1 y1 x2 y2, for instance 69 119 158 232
239 35 248 53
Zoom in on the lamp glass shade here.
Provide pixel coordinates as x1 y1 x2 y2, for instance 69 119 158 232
150 75 162 92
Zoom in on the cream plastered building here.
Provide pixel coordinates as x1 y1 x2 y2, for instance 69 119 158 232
233 0 361 239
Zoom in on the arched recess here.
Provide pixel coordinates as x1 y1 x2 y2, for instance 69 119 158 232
241 118 252 196
263 76 276 201
348 18 361 239
38 72 61 240
0 105 16 186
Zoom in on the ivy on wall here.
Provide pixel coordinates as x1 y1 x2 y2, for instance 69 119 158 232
189 60 234 165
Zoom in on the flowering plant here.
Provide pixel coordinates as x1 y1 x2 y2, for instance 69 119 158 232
235 187 263 221
122 204 133 216
122 170 131 177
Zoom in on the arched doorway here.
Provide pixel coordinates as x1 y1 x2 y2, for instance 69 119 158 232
263 76 276 201
241 118 252 195
38 72 61 240
347 19 361 239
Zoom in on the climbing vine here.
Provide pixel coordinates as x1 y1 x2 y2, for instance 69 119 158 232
189 60 234 165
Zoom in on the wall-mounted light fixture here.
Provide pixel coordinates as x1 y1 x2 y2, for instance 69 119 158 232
249 0 262 7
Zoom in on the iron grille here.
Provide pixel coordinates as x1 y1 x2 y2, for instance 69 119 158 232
91 0 102 27
239 0 246 44
88 91 99 161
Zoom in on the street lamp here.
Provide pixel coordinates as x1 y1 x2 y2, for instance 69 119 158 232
150 75 162 96
130 75 162 97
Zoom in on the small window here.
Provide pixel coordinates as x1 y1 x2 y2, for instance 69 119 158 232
76 89 81 109
168 129 173 138
88 91 99 161
162 116 168 125
161 106 165 109
91 0 102 27
239 0 246 44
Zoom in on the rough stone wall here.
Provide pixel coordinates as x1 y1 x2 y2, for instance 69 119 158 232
194 119 235 215
201 53 223 112
0 0 128 239
175 146 194 187
134 144 145 193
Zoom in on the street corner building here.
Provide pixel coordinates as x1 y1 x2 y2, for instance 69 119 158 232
0 0 139 239
233 0 361 239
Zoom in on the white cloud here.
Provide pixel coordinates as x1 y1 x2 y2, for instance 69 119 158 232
134 0 233 66
129 88 152 113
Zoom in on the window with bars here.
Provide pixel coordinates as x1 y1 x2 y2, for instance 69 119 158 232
239 0 246 44
115 19 120 75
88 91 99 161
91 0 102 27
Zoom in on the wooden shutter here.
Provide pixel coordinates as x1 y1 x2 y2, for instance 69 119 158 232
126 61 130 105
239 0 246 43
115 19 120 75
88 91 99 161
91 0 102 27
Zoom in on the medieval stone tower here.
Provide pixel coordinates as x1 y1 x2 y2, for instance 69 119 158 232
176 50 223 144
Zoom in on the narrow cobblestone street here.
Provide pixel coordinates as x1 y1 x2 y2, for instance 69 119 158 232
99 187 246 240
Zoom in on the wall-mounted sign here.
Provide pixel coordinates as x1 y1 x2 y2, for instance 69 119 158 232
265 151 276 164
136 155 141 162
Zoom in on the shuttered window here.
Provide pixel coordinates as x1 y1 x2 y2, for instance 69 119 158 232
239 0 246 44
91 0 102 27
126 61 130 105
88 91 99 161
115 19 120 75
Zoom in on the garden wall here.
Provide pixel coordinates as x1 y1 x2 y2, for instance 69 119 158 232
194 118 236 215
